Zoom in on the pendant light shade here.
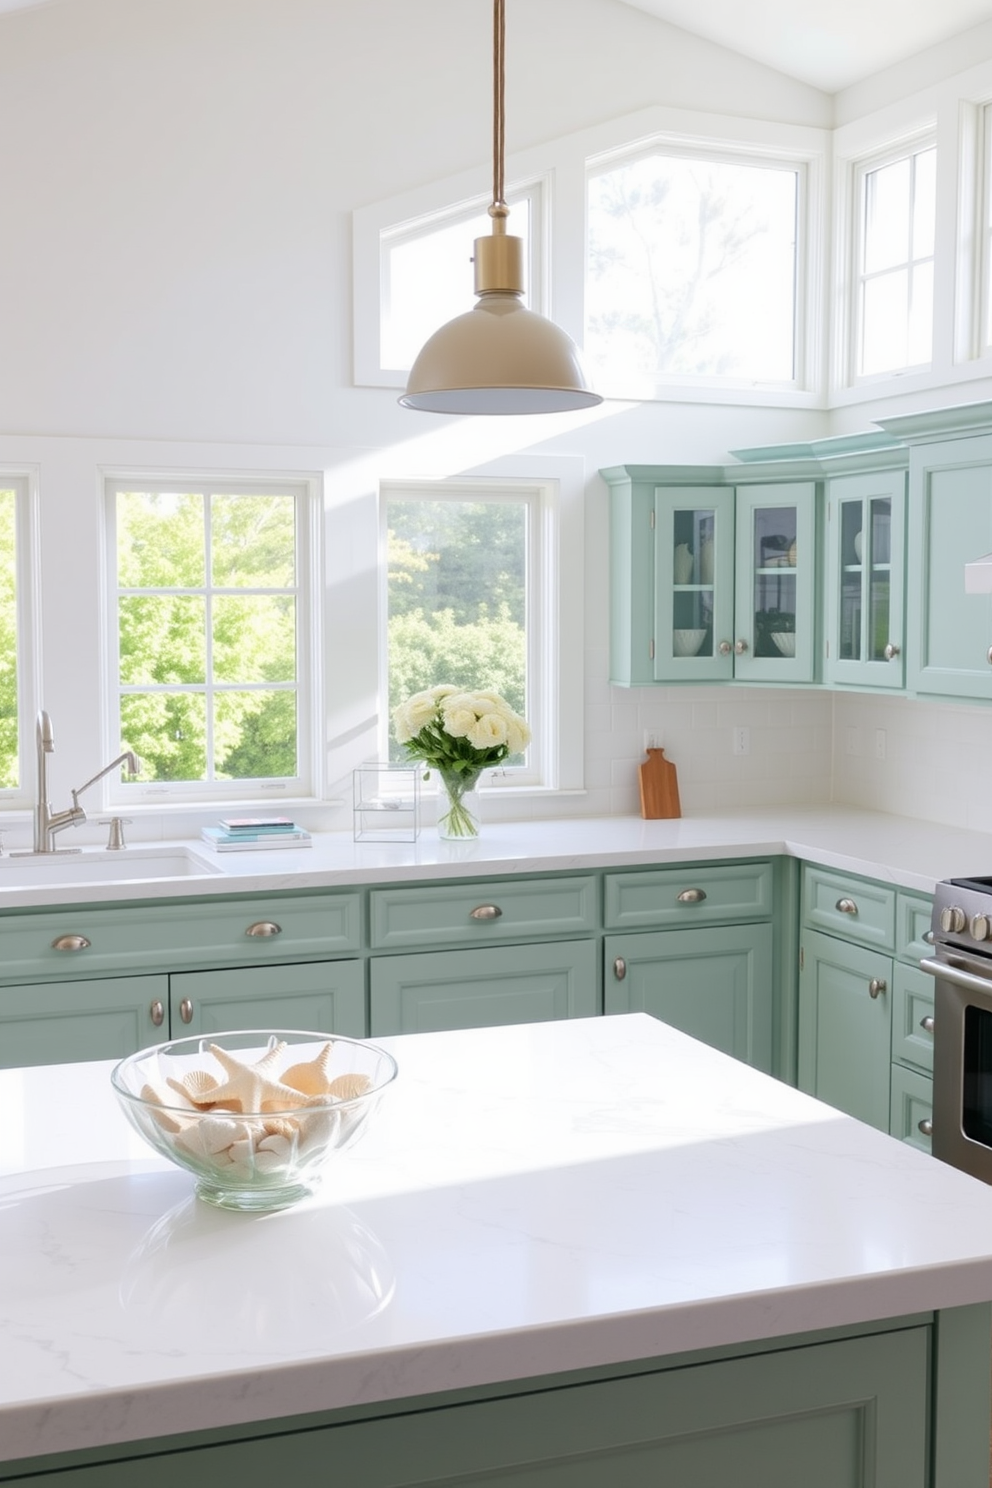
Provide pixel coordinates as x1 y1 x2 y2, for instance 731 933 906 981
400 0 601 416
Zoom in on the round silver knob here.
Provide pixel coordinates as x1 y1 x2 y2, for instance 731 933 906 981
868 977 887 999
940 905 967 934
718 640 732 656
734 639 748 655
179 998 194 1024
920 1015 935 1034
883 642 900 661
613 956 627 981
245 921 282 937
51 933 91 952
918 1118 933 1138
470 904 502 920
970 914 990 942
676 887 707 904
836 898 858 915
987 646 992 666
150 1000 165 1027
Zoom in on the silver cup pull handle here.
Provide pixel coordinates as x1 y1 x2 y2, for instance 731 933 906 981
245 921 282 938
51 934 91 952
676 888 707 904
836 898 858 915
470 904 503 921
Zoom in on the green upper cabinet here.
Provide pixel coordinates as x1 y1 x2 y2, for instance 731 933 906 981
904 433 992 700
733 482 817 683
824 466 908 690
603 465 818 685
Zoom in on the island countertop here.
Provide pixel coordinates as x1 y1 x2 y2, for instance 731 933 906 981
4 1013 992 1465
1 805 992 908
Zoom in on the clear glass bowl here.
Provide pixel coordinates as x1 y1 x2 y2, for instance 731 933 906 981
111 1030 398 1212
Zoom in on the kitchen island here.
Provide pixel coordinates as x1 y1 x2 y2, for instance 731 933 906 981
3 1014 992 1485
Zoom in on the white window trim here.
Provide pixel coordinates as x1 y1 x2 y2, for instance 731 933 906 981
355 104 829 410
379 461 583 796
845 132 938 387
584 135 814 397
0 467 41 810
101 469 324 808
362 178 547 389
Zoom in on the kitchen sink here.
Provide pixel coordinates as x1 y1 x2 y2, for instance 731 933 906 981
0 846 224 886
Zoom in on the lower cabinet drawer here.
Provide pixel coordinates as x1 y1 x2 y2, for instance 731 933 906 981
604 861 773 931
0 974 168 1067
369 941 599 1035
369 877 598 951
0 893 362 984
891 964 934 1074
890 1063 933 1154
802 866 895 952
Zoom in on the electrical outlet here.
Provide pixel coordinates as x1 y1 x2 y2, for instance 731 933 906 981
874 728 887 761
732 726 750 756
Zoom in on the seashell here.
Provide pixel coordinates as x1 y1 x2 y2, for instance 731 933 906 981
281 1041 336 1096
262 1117 299 1140
327 1072 372 1101
141 1081 189 1132
228 1137 259 1168
178 1069 221 1105
253 1148 291 1175
258 1132 293 1159
197 1116 252 1155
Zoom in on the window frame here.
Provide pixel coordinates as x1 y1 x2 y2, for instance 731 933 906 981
355 174 548 391
379 472 579 796
849 133 938 384
0 468 40 809
102 471 323 807
583 138 809 397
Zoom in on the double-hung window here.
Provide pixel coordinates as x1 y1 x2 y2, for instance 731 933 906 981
105 475 318 802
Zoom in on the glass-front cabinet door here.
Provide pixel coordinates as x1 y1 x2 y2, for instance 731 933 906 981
732 483 817 683
653 487 735 679
825 470 906 689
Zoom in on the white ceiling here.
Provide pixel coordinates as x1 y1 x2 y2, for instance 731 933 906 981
0 0 990 94
621 0 992 92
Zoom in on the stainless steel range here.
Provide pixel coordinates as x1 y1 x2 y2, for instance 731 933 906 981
922 876 992 1181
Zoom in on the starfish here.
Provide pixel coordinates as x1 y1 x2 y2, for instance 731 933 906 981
204 1043 309 1113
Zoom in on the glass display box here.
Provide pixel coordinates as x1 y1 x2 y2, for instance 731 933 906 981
353 762 421 842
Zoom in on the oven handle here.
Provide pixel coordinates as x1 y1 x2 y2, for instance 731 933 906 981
920 956 992 997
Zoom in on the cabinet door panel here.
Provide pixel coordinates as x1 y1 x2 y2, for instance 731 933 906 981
604 924 773 1072
653 486 735 680
170 961 365 1039
733 482 817 683
799 930 891 1131
370 942 598 1036
907 441 992 699
891 963 934 1074
0 974 167 1067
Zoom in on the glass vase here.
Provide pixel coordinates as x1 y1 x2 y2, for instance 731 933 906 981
436 766 482 840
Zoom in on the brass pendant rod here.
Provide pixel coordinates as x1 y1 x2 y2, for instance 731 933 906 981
492 0 506 218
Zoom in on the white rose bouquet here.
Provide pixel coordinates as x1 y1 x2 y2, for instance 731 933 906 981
392 684 531 838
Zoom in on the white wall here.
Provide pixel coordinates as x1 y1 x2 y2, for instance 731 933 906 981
0 0 988 838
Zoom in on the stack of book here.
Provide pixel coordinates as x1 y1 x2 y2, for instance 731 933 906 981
200 817 312 852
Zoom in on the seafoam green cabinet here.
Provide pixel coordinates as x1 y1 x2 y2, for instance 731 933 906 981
799 864 933 1144
824 465 907 689
170 960 365 1040
602 466 818 685
0 974 167 1067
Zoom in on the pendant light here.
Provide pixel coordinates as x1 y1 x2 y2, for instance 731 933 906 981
400 0 602 415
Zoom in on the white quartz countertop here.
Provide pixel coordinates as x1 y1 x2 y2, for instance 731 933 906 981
5 1013 992 1463
1 806 992 907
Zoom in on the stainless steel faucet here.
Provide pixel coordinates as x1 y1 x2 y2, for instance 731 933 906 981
23 711 140 854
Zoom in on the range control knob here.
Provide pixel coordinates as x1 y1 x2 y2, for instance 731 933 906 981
940 905 968 934
971 913 991 942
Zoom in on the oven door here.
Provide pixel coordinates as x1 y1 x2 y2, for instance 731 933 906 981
923 950 992 1181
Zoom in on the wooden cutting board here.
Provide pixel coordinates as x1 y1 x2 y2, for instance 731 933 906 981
638 748 681 819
